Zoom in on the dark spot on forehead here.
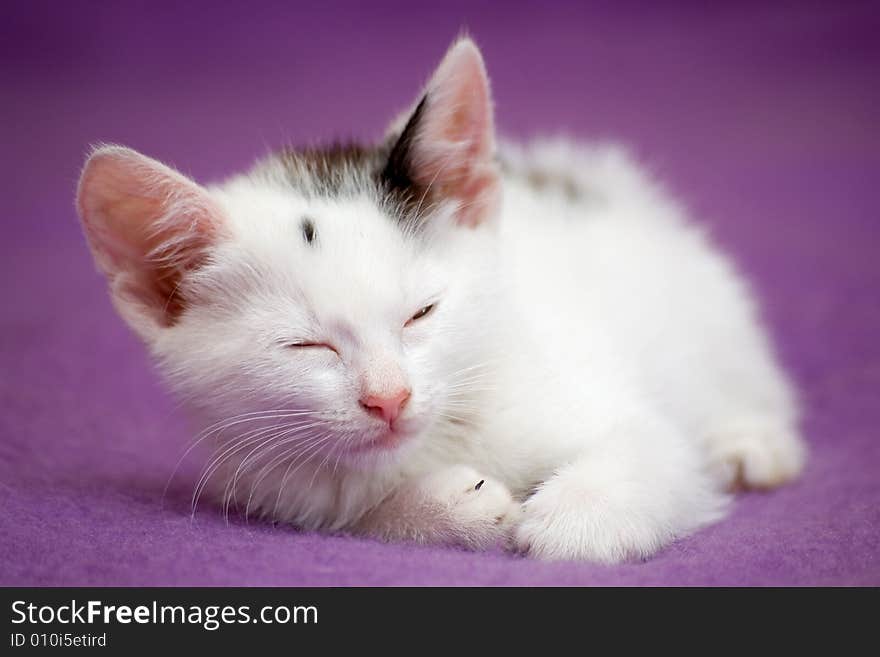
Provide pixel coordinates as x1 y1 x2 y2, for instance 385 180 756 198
301 217 316 245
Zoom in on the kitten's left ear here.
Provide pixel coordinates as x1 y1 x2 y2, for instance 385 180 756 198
383 37 500 228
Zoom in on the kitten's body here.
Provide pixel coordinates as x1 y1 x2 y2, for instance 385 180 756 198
77 39 805 562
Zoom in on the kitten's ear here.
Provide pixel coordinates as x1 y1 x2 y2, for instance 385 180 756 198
383 37 500 228
76 145 227 340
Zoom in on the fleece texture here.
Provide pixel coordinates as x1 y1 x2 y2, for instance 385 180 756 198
1 1 878 585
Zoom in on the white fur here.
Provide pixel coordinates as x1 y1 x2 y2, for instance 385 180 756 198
78 39 805 563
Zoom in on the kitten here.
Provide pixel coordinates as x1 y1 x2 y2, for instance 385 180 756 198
76 37 806 563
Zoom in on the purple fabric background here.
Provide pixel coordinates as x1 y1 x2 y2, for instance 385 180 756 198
2 1 878 586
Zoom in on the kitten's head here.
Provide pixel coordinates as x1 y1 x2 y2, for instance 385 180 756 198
77 38 502 467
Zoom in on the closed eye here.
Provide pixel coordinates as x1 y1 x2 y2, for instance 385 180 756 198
285 341 339 355
405 303 436 327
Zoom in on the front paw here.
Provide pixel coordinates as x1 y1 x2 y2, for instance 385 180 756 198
422 465 522 550
514 487 656 563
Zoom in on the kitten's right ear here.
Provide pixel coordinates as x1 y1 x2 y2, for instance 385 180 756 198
383 38 500 228
76 145 227 341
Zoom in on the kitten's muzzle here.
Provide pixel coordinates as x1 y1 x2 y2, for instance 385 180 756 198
359 388 411 426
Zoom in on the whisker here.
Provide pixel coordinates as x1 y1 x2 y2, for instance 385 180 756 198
223 420 326 517
227 423 334 517
191 420 313 517
165 409 322 504
256 433 337 520
235 427 338 519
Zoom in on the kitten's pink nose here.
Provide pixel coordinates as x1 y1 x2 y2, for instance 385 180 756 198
359 388 411 425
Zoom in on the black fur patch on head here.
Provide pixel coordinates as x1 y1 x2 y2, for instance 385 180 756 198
268 96 438 232
377 96 443 227
381 95 427 194
301 217 316 244
277 143 379 198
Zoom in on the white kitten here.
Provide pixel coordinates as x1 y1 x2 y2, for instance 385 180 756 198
76 37 806 563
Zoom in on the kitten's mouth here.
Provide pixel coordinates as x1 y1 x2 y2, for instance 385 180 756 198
350 426 410 454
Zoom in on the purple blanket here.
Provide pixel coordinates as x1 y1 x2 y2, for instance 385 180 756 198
2 1 878 586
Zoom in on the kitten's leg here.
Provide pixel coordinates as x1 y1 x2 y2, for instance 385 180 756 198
515 410 728 563
355 464 522 550
694 313 807 490
704 417 806 490
698 356 806 490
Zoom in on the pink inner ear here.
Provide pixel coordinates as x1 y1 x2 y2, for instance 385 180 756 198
77 147 224 327
411 39 501 227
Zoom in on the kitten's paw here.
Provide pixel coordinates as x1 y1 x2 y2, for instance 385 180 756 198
513 481 663 563
422 465 522 550
707 420 806 490
513 459 725 563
